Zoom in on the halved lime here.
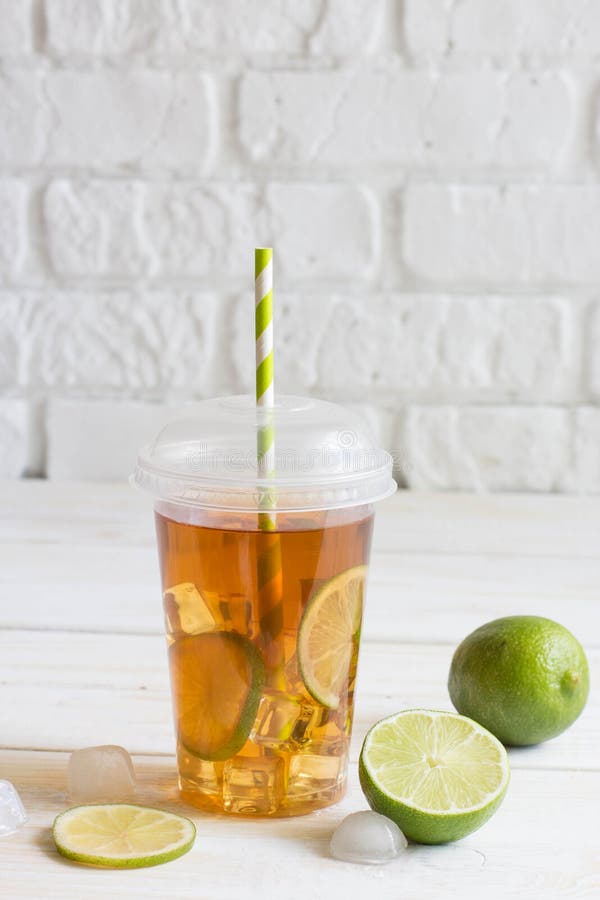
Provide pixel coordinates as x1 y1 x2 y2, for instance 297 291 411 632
53 804 195 868
170 631 265 760
298 565 366 709
359 709 510 844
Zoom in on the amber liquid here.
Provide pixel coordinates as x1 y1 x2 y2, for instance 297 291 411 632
156 508 373 817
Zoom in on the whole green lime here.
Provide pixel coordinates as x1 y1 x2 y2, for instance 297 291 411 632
448 616 589 746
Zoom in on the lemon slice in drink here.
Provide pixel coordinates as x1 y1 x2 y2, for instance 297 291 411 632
298 565 366 709
53 804 196 868
359 709 510 844
170 631 265 761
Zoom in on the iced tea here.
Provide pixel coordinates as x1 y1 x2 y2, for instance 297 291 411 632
156 506 373 817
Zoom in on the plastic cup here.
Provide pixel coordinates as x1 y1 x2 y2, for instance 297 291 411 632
134 395 395 817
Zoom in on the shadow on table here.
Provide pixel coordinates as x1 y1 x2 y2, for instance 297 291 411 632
32 827 75 868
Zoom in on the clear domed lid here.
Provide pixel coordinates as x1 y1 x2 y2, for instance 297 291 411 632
133 394 396 512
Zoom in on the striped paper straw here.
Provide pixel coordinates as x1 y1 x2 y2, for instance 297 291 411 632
255 247 276 529
255 248 284 672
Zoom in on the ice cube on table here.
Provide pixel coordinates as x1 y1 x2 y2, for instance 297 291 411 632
330 811 408 864
0 780 27 836
164 583 216 636
68 745 136 802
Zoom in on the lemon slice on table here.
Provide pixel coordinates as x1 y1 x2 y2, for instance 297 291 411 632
53 804 196 868
170 631 265 761
359 709 510 844
298 565 367 709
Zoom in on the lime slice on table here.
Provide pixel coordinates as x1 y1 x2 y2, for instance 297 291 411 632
53 804 195 868
298 565 367 709
359 709 510 844
170 631 265 761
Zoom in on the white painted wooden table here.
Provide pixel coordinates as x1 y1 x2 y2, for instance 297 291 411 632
1 482 598 899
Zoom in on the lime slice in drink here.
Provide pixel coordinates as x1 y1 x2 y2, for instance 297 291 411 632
359 709 510 844
170 631 265 761
298 565 367 709
53 804 196 868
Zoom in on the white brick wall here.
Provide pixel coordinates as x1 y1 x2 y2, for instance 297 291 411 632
404 1 600 60
403 186 600 284
0 0 598 491
239 69 573 168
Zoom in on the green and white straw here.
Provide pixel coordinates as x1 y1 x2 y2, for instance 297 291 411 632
255 247 284 675
255 247 276 530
